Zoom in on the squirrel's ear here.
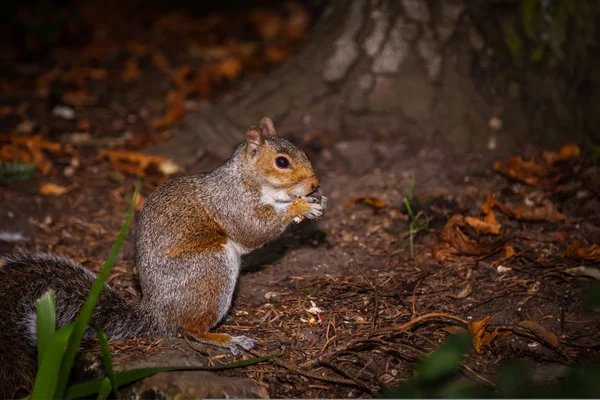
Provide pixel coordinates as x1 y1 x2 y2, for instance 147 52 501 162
245 126 263 153
259 117 276 136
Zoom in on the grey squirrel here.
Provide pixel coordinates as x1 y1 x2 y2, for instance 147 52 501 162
0 117 327 397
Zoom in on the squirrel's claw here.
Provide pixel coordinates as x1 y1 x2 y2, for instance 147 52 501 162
229 335 258 355
305 195 327 220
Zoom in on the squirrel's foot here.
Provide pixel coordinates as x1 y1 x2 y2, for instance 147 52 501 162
228 335 258 356
304 195 327 219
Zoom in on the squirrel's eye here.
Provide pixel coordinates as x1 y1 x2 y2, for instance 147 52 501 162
275 156 290 169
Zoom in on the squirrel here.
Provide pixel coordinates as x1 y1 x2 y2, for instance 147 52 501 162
0 117 327 397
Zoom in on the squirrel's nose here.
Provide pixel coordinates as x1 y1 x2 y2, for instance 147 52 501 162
311 183 320 191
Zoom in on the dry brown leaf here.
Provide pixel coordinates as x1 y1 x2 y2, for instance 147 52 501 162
562 241 600 262
433 215 503 262
218 58 243 80
541 144 581 165
501 244 516 260
494 155 551 187
518 320 559 347
97 149 181 177
149 91 186 130
63 90 98 106
344 196 387 209
122 59 140 82
39 183 70 196
249 9 283 40
264 46 291 63
465 215 501 235
467 316 491 353
497 199 566 222
482 191 495 214
284 1 310 41
0 135 76 175
152 50 170 71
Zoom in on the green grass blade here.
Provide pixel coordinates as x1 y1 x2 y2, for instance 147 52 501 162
35 290 56 365
92 326 120 400
55 181 141 399
96 378 112 400
66 353 280 399
31 324 75 399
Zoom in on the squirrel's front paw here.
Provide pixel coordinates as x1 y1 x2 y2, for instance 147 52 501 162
228 335 258 355
304 195 327 220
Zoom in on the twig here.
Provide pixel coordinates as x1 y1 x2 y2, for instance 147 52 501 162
350 262 379 332
391 312 468 331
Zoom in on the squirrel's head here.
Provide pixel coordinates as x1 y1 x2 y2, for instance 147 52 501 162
243 117 319 199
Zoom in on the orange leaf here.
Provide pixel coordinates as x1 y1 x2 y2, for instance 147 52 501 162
465 215 501 235
63 90 98 106
249 9 283 40
494 156 550 187
497 199 566 222
433 215 503 262
541 144 581 165
149 91 186 130
218 57 243 80
482 192 495 215
39 183 70 196
562 241 600 262
97 150 181 177
122 59 140 82
344 196 387 209
501 244 516 260
264 46 291 63
284 1 310 41
152 50 170 71
467 316 491 353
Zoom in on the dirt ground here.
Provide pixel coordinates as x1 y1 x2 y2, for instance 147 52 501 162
2 1 600 398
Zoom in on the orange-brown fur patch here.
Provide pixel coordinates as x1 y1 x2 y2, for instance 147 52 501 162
166 202 228 258
186 331 234 345
254 145 317 189
178 269 226 333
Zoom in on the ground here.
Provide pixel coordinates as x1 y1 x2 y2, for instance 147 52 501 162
1 1 600 398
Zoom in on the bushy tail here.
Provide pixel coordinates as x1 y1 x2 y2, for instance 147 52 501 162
0 252 163 397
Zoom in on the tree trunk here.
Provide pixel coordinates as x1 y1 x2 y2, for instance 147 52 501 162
150 0 525 164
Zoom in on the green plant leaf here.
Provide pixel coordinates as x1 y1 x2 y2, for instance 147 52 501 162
521 0 538 40
54 181 141 399
92 326 120 400
415 332 470 384
549 2 567 60
31 324 75 399
584 283 600 312
0 162 37 183
530 43 546 62
35 290 56 366
65 353 280 399
96 378 112 400
505 33 525 62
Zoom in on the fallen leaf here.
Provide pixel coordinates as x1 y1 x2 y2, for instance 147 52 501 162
453 283 473 299
541 144 581 165
497 199 566 222
63 90 98 106
39 183 70 196
564 266 600 280
501 244 516 260
433 215 503 262
152 50 170 71
442 326 467 335
465 215 501 235
249 9 283 40
122 59 140 82
264 46 291 63
218 57 243 80
467 316 511 353
344 196 387 209
284 1 310 41
481 191 495 214
97 149 181 177
517 320 559 348
149 91 186 130
494 155 550 187
562 241 600 262
467 316 490 353
0 135 76 175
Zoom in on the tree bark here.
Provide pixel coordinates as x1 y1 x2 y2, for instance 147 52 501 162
150 0 519 164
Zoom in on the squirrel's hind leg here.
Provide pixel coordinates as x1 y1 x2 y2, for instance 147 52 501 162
183 328 257 356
